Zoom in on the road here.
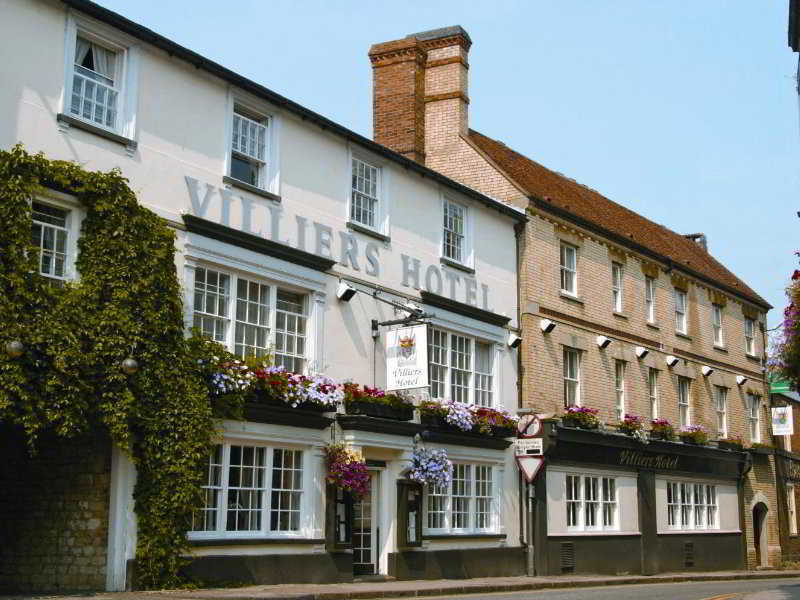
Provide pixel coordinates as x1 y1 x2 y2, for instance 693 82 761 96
396 577 800 600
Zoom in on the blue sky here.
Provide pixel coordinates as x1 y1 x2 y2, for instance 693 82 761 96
96 0 799 326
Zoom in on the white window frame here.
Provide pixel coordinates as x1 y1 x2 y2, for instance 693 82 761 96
428 327 496 407
225 93 280 195
560 242 578 296
648 368 659 420
29 191 83 283
348 152 390 235
425 463 498 534
789 484 798 536
189 263 309 369
63 13 139 139
645 276 656 324
563 347 581 407
714 386 728 439
665 480 718 531
189 440 308 540
441 197 472 267
712 304 724 347
675 289 688 334
565 474 619 533
748 394 762 443
744 317 756 356
614 360 625 421
678 376 691 428
612 262 623 313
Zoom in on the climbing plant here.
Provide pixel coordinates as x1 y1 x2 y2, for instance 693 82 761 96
0 145 234 588
769 254 800 392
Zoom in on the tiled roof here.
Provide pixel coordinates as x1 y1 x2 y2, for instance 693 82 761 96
468 129 770 309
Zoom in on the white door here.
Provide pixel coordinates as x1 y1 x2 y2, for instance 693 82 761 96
353 471 379 575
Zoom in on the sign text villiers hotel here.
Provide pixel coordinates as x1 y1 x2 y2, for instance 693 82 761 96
186 178 496 310
619 449 679 470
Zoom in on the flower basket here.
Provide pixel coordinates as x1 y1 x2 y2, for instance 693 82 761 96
678 425 709 446
421 413 469 433
561 406 600 430
650 419 675 442
256 393 330 412
419 399 474 433
717 436 745 451
409 446 452 487
617 414 645 437
346 400 414 421
250 366 342 410
324 444 370 499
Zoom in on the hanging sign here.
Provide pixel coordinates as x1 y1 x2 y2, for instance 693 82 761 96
515 414 545 483
772 406 794 436
386 325 429 391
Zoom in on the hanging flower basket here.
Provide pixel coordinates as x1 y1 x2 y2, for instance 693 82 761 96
409 446 452 488
343 383 414 421
324 443 370 499
561 406 600 429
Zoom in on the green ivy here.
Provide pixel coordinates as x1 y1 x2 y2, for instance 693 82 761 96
0 145 231 588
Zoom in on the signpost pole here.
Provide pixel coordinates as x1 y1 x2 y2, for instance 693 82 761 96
526 482 535 577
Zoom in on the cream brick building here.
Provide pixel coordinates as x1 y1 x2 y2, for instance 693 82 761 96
370 26 778 575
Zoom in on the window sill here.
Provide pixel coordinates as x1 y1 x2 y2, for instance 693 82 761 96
646 322 660 330
423 533 506 540
440 256 475 275
550 531 641 537
713 344 728 354
745 353 761 362
223 176 281 202
675 332 692 341
657 529 740 535
346 220 390 243
559 291 584 304
189 537 324 547
612 311 628 320
56 113 137 152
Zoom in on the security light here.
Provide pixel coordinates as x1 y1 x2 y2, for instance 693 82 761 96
736 375 748 386
540 319 556 334
701 365 714 377
402 301 424 318
507 332 522 348
596 335 612 349
665 355 679 368
336 281 357 302
635 346 649 359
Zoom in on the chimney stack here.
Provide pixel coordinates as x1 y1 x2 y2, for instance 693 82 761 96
683 233 708 252
369 26 471 164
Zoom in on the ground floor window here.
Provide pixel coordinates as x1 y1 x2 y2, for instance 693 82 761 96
426 463 496 533
666 481 717 530
191 442 305 538
566 473 618 532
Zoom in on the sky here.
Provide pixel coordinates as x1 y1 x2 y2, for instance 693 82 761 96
95 0 800 327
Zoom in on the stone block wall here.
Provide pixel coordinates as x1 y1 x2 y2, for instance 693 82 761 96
0 426 111 592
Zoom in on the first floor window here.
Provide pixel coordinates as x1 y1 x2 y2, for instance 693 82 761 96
71 35 119 130
715 386 728 438
563 348 580 407
675 289 687 334
648 368 659 419
712 304 724 346
748 394 762 443
351 157 380 229
230 106 269 188
612 262 623 312
645 276 656 323
31 201 71 283
789 485 798 536
667 481 717 530
745 317 756 355
443 199 466 263
428 328 494 406
191 265 308 367
614 360 625 421
426 464 495 533
192 442 304 536
560 243 577 295
678 376 690 428
566 474 617 531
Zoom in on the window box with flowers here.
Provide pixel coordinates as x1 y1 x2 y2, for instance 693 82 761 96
561 406 600 430
343 383 414 421
679 425 709 446
249 364 342 412
617 414 648 442
717 435 745 452
749 442 776 456
650 419 676 441
419 399 518 438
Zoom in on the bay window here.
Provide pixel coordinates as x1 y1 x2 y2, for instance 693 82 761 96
192 442 305 538
428 328 494 406
566 474 617 532
426 464 496 533
666 481 718 530
191 265 308 368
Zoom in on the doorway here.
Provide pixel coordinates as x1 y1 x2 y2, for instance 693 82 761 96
353 471 380 575
753 502 769 568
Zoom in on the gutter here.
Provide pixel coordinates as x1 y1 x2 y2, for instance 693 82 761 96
530 196 772 311
60 0 526 224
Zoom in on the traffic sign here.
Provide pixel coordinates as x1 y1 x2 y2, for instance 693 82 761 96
516 456 544 483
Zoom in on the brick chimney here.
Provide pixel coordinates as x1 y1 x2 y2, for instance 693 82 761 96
369 26 472 164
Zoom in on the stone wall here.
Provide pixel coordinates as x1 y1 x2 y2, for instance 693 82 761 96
0 426 111 592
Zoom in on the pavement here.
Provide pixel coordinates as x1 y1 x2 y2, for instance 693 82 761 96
7 570 800 600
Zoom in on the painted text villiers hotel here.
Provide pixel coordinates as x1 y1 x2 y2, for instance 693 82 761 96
0 0 793 592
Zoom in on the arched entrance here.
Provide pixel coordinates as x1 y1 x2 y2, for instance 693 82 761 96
753 502 769 568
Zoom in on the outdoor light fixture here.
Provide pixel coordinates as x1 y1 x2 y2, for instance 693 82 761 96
402 301 424 318
596 335 612 349
635 346 649 359
540 319 556 334
5 340 24 358
507 332 522 348
665 355 679 368
736 375 748 386
336 281 357 302
121 357 139 375
701 365 714 377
